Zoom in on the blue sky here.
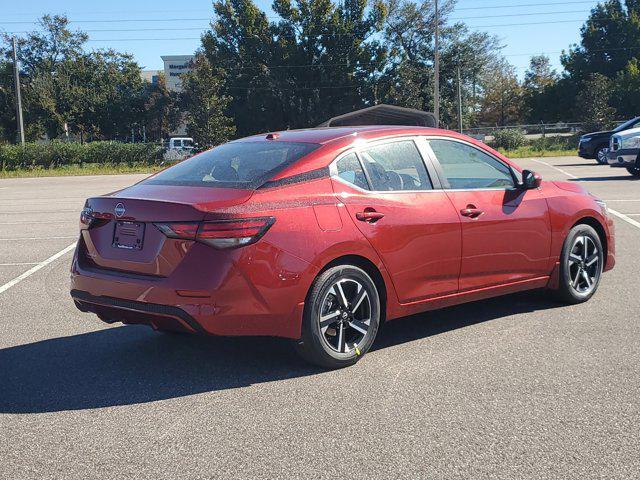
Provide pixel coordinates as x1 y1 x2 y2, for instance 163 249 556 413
1 0 602 76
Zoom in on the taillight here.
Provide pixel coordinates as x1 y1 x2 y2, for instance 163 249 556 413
80 204 111 229
80 207 93 227
154 217 275 249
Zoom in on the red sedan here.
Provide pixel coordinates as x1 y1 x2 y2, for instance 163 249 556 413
71 126 615 368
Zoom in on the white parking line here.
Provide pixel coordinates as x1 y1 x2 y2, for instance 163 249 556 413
0 236 77 241
527 158 578 179
0 221 74 225
608 209 640 229
0 262 39 266
0 243 76 295
530 158 640 231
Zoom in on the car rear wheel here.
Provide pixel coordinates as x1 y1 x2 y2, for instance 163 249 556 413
626 166 640 177
555 224 603 304
595 145 609 165
296 265 381 369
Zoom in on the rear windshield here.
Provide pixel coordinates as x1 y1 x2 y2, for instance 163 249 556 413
144 141 320 189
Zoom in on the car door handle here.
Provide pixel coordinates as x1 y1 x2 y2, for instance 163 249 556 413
356 210 385 223
460 206 484 218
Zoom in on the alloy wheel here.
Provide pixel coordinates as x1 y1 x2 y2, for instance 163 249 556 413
567 235 600 294
318 278 372 354
596 147 609 165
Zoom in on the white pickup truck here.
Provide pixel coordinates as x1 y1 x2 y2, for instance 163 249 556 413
162 137 196 162
608 127 640 176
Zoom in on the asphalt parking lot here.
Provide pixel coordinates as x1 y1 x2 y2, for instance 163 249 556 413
1 157 639 479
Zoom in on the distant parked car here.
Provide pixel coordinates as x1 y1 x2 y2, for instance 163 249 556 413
608 127 640 176
578 116 640 164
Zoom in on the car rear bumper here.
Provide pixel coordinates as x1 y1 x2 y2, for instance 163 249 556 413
70 239 317 339
72 289 205 333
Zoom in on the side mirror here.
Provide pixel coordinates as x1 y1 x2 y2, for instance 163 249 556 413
522 170 542 189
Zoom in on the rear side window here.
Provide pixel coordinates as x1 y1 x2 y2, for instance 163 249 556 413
336 153 370 190
428 139 514 189
359 141 432 191
144 141 319 189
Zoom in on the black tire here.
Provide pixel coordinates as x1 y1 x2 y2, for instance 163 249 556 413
595 145 610 165
295 265 381 369
626 166 640 177
554 224 604 304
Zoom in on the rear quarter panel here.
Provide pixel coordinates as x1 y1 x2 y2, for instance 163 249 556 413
245 177 401 320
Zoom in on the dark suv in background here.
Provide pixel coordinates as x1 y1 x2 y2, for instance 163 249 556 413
579 116 640 164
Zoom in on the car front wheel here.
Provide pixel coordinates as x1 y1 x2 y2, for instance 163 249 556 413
555 224 604 304
595 146 610 165
296 265 381 369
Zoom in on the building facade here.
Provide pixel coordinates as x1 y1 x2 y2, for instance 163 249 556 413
161 55 195 92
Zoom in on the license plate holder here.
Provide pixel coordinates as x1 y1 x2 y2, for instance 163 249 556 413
113 221 145 250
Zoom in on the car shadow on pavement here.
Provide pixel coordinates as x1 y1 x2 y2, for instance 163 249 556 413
0 290 560 414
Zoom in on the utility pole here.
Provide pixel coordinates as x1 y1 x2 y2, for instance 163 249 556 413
11 37 25 146
457 65 463 133
434 0 440 127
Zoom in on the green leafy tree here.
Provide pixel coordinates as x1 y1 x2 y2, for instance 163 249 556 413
143 73 181 142
0 61 16 143
1 15 175 142
197 0 386 136
522 55 559 122
612 57 640 117
576 73 617 131
378 0 503 128
180 55 235 148
477 60 523 126
379 0 453 113
561 0 640 82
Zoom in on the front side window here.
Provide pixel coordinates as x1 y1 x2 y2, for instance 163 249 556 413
359 141 432 191
336 153 370 190
428 139 515 189
144 141 319 189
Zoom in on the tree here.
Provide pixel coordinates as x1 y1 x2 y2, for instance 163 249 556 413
196 0 387 136
477 60 523 126
1 15 175 143
612 58 640 117
379 0 503 128
576 73 617 132
180 55 235 148
143 73 181 142
561 0 640 82
0 61 16 143
379 0 451 114
522 55 558 122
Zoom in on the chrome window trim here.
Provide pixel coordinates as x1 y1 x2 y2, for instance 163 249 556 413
329 134 524 194
329 136 440 194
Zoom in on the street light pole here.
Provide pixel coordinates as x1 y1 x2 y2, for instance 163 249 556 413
457 65 463 133
434 0 440 127
11 37 25 146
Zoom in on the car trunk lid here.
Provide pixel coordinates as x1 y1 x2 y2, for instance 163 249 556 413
80 185 253 276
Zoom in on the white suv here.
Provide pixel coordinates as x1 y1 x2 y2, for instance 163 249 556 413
608 127 640 176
